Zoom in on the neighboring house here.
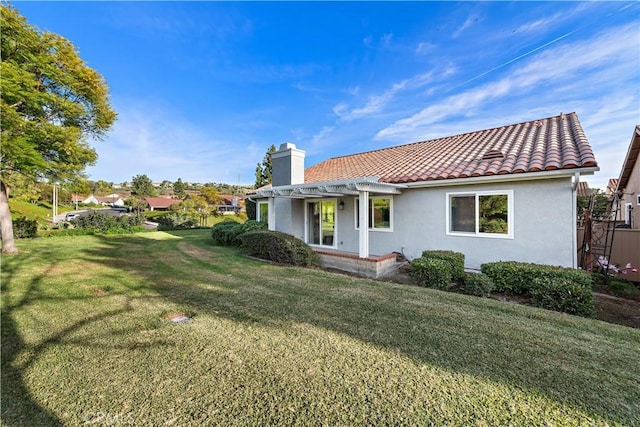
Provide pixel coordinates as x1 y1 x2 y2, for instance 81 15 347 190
72 193 126 207
95 194 126 207
217 194 244 214
253 113 599 276
576 181 591 198
615 125 640 228
145 197 182 211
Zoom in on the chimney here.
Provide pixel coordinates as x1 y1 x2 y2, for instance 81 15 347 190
271 143 305 186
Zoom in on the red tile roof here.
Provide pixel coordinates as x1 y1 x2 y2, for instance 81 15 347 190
145 197 182 208
305 113 597 184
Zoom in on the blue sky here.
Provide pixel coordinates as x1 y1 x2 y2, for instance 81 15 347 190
13 1 640 189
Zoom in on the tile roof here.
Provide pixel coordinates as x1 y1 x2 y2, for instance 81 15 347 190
304 112 597 184
145 197 182 208
576 181 591 198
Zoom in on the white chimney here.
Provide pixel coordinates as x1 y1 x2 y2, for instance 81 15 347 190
271 143 305 186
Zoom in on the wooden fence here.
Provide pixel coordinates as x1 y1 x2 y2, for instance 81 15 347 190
577 227 640 282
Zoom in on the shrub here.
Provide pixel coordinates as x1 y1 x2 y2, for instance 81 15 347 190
13 216 37 238
411 257 452 290
462 272 494 297
239 230 318 267
211 220 240 245
73 210 145 233
421 250 465 282
480 261 591 295
211 220 266 246
481 261 594 317
156 214 198 230
530 278 595 318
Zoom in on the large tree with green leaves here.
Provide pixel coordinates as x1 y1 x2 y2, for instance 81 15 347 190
0 5 116 253
130 174 156 197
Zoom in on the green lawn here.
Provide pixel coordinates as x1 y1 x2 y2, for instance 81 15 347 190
2 230 639 426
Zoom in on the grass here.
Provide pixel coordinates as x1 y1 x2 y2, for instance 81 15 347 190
2 229 639 426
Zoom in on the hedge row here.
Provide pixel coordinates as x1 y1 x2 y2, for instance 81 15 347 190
211 220 317 267
239 230 318 267
481 261 594 317
211 220 266 246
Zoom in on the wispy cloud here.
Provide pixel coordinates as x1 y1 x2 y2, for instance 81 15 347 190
415 42 436 55
376 22 638 142
452 15 480 39
333 71 436 121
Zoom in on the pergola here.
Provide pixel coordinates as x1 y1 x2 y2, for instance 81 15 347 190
255 177 407 258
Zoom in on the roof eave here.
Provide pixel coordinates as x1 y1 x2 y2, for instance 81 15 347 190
403 167 600 189
616 125 640 192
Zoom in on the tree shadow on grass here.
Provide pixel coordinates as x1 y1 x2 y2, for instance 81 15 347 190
0 246 149 426
13 230 640 425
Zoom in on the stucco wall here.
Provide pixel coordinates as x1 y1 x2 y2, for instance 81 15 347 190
619 157 640 229
332 177 576 269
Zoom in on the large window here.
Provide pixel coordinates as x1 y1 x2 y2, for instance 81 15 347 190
257 201 269 226
355 197 393 231
307 200 336 247
447 190 513 238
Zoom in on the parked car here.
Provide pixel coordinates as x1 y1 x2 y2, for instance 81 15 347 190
65 213 80 221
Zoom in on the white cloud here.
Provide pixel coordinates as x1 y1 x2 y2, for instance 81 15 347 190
376 23 639 142
333 71 436 122
415 41 435 55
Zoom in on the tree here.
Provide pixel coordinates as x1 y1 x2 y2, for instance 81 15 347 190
158 180 173 196
173 178 185 198
92 180 113 195
255 144 276 188
0 5 116 253
130 174 156 197
200 185 219 206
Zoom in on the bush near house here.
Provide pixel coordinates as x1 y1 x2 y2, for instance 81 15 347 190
462 272 495 297
411 257 452 290
211 220 266 246
239 230 319 267
421 250 465 282
481 261 594 317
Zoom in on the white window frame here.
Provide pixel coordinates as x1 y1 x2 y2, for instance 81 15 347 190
636 195 640 206
257 201 269 225
446 190 514 239
305 198 338 248
354 196 394 232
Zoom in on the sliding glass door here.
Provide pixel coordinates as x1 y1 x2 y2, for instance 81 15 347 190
307 200 336 247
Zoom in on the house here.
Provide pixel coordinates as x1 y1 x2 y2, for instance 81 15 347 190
145 196 182 211
253 113 599 277
95 194 126 207
615 125 640 228
217 194 244 214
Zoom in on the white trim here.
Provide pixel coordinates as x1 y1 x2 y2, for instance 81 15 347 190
636 195 640 206
305 198 338 249
354 196 394 232
446 190 514 239
358 191 369 258
406 168 598 189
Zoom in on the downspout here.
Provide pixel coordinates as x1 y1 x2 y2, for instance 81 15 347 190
571 172 579 268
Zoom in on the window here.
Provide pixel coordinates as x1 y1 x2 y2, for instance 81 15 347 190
307 200 336 247
447 190 513 238
637 195 640 206
257 201 269 226
355 197 393 231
